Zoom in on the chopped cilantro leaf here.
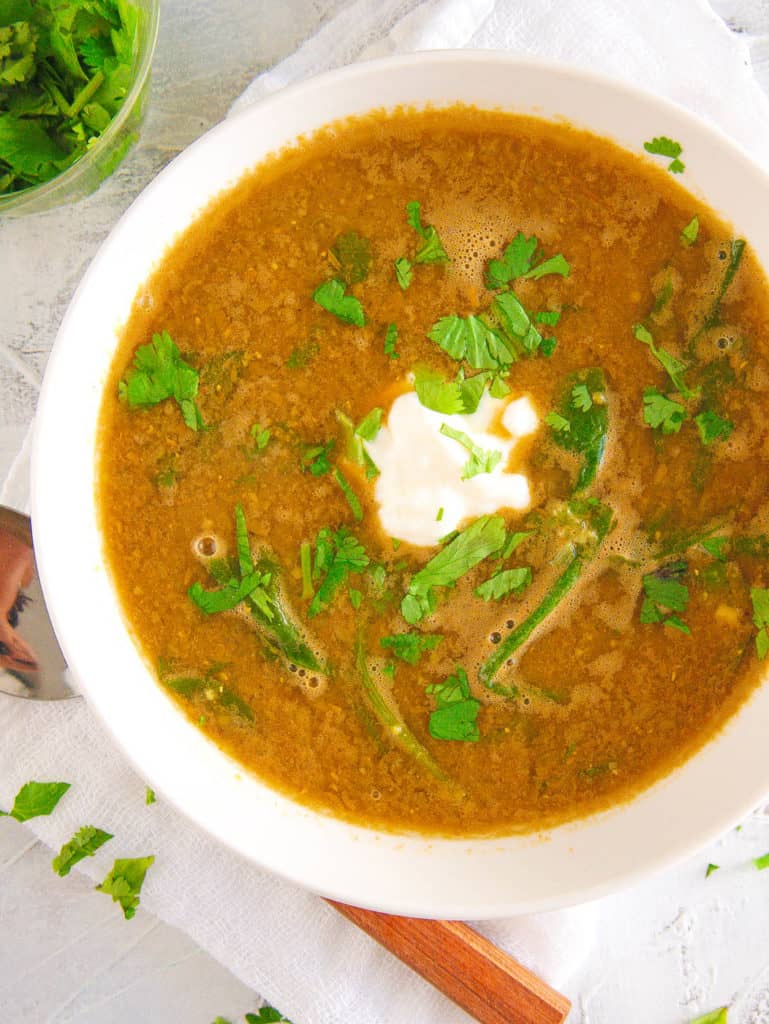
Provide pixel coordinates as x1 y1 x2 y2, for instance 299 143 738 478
355 407 382 441
695 409 733 446
96 855 154 920
640 561 690 634
189 567 272 616
0 780 70 821
426 667 480 742
644 136 685 173
312 278 365 326
485 232 570 289
52 826 113 877
474 566 532 601
334 467 363 521
436 507 444 522
300 440 334 476
250 424 271 450
330 231 371 285
380 631 442 665
571 383 592 411
145 787 156 805
633 323 696 399
535 310 561 327
384 322 399 358
681 215 699 246
414 366 464 415
348 587 363 610
705 862 720 878
439 423 502 479
754 851 769 870
246 1009 293 1024
119 331 204 431
428 313 514 372
750 588 769 660
402 515 506 624
501 530 530 559
545 411 570 433
643 387 687 434
406 200 449 264
309 527 369 617
394 257 413 290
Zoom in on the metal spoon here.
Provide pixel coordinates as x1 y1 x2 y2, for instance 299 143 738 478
0 505 73 700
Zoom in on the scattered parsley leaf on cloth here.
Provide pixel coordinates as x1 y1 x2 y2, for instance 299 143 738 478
426 666 480 742
0 780 70 821
52 826 113 877
96 855 155 920
119 330 204 431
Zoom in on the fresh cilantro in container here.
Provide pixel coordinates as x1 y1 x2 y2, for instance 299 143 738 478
0 0 159 213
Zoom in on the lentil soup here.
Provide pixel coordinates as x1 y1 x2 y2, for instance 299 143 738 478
98 107 769 836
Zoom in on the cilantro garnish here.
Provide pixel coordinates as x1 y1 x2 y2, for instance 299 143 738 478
380 631 442 665
640 561 690 633
689 1011 728 1024
426 667 480 742
750 588 769 660
245 1009 293 1024
96 855 154 920
355 407 382 441
439 423 502 479
313 278 365 326
633 324 696 399
643 136 685 173
535 310 561 327
394 257 413 290
474 566 531 602
681 215 699 246
405 200 449 264
329 231 371 285
643 387 687 435
413 366 462 415
162 673 255 722
384 322 399 358
119 331 204 431
402 515 506 624
334 467 363 521
486 232 570 290
705 862 720 878
695 409 733 446
249 424 271 451
548 368 608 491
300 440 334 476
501 530 530 559
754 851 769 870
52 826 113 877
0 0 140 195
0 780 70 821
145 786 156 805
428 313 514 372
309 527 369 617
189 560 273 617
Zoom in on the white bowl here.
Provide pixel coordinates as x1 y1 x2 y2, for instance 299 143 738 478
32 52 769 918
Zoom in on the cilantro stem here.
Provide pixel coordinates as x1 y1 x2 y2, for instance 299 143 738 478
354 631 451 784
68 70 105 118
300 542 313 600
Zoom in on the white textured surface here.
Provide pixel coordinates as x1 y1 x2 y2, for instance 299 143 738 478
2 1 769 1022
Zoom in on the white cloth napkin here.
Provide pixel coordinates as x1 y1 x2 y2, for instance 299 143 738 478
3 1 769 1021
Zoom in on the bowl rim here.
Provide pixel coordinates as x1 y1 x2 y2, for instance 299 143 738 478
31 49 769 918
0 0 161 213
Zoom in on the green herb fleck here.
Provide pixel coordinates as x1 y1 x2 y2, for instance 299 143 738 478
705 862 720 878
96 855 155 920
300 440 334 476
119 331 204 431
394 257 413 290
145 787 155 805
436 507 444 522
406 200 449 264
0 780 70 822
310 527 369 617
689 1010 728 1024
548 368 608 491
330 231 371 284
355 407 382 441
754 851 769 870
286 341 320 369
426 667 480 742
681 215 699 246
633 323 696 399
384 322 399 358
245 1009 293 1024
334 467 363 521
750 588 769 660
313 278 365 327
486 232 570 289
52 826 113 877
643 387 687 434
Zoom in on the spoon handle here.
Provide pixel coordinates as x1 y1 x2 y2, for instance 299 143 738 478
327 900 571 1024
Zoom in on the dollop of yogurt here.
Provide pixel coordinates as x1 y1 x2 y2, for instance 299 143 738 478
365 390 538 547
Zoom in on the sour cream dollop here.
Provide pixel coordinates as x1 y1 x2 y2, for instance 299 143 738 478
365 390 538 547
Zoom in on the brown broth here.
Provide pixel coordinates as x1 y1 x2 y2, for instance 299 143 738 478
97 107 769 836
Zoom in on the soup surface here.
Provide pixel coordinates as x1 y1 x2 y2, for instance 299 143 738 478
98 107 769 836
